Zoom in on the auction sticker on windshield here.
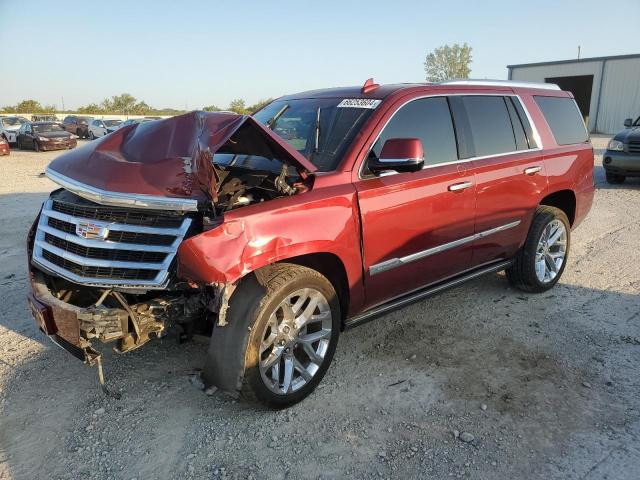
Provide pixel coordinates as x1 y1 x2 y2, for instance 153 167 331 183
337 99 382 109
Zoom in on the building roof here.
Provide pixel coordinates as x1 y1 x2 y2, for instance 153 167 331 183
508 53 640 69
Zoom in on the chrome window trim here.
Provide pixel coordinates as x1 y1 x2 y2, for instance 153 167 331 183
357 93 543 180
46 168 199 212
369 220 521 276
376 157 423 163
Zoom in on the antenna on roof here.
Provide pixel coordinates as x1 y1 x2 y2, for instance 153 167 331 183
361 78 380 94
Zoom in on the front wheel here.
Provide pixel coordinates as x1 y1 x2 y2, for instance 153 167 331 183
507 206 570 293
89 131 95 140
33 141 40 152
204 264 340 408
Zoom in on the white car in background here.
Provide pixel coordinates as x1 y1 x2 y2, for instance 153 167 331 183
88 119 122 139
0 116 29 144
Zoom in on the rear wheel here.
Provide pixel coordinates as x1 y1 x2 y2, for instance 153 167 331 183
507 206 570 293
605 172 625 184
33 140 40 152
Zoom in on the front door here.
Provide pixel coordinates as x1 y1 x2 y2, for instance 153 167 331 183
354 97 477 309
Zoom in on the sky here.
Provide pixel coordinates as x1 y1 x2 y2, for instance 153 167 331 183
1 0 638 111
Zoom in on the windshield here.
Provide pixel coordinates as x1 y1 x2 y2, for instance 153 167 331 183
33 123 64 133
3 117 28 127
104 120 121 127
252 98 375 171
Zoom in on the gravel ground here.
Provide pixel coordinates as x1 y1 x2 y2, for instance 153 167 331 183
0 136 639 480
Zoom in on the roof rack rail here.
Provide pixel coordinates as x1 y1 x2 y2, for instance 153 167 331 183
440 79 561 91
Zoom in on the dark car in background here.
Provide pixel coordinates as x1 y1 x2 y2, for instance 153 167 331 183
119 118 157 128
62 115 94 139
17 122 77 152
603 116 640 183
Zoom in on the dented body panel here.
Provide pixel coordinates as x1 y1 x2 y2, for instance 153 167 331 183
178 172 366 315
47 111 316 203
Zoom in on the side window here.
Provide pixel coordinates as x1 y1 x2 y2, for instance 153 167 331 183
461 96 516 157
369 97 458 168
534 96 588 145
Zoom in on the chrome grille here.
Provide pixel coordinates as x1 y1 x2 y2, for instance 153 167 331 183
32 195 192 288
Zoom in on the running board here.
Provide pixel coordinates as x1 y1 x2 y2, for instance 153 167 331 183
344 260 513 330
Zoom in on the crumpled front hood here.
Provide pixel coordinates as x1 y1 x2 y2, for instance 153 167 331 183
47 111 317 204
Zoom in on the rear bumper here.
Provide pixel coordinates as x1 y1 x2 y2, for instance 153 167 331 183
40 139 77 151
603 151 640 176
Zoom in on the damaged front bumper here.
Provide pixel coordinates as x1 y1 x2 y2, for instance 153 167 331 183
27 265 210 395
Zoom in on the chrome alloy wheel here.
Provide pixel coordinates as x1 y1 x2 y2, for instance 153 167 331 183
535 219 567 283
259 288 332 395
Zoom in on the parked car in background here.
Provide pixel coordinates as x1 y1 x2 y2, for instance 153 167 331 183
17 121 77 151
119 118 156 128
62 115 94 139
27 80 594 407
0 116 29 144
31 114 58 122
88 119 122 139
603 115 640 183
0 137 9 155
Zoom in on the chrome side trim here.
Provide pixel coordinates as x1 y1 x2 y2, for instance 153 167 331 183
346 259 514 329
46 168 199 212
439 79 561 91
369 220 521 276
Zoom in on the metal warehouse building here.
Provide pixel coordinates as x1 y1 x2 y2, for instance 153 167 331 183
507 53 640 134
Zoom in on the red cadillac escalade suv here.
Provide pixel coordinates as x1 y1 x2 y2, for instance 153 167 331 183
27 79 594 407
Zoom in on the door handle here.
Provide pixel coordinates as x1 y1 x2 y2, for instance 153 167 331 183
448 181 473 192
524 166 542 175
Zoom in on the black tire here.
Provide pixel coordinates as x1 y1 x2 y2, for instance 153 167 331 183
14 137 20 150
507 206 570 293
33 141 40 152
76 128 83 139
605 172 625 184
89 131 95 140
203 264 340 408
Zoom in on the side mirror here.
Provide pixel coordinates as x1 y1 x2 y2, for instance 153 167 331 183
369 138 425 174
624 118 633 128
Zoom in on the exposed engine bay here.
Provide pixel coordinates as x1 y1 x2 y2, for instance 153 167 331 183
212 163 301 214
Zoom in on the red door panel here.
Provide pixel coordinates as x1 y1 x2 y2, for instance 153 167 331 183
470 150 548 266
355 163 475 309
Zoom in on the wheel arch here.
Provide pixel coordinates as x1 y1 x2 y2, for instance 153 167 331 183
539 189 576 226
248 252 350 327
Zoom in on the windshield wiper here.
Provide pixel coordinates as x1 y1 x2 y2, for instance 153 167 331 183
266 104 289 130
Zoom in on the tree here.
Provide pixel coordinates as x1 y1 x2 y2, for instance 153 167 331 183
77 103 103 114
424 43 472 82
247 98 273 113
228 99 248 114
203 105 222 112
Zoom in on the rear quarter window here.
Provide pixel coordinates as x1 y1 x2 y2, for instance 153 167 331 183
534 96 588 145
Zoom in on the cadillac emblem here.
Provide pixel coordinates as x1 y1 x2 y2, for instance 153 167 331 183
76 221 109 240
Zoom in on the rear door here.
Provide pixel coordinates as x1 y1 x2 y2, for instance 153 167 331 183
450 95 548 267
354 96 476 308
